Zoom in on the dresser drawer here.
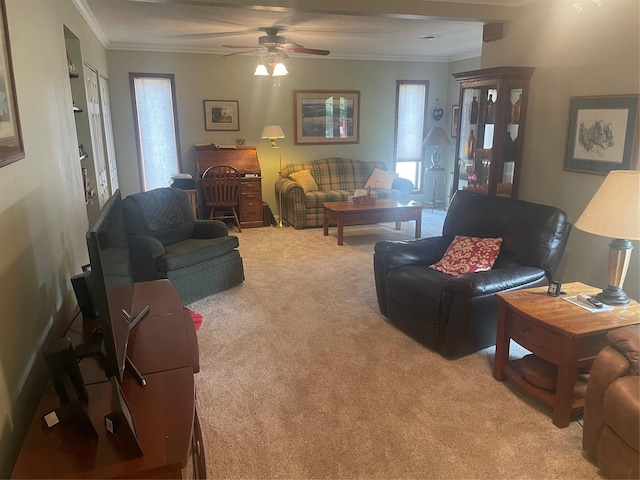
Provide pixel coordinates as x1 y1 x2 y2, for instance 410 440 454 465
240 202 262 221
506 310 562 362
241 192 261 202
240 179 262 194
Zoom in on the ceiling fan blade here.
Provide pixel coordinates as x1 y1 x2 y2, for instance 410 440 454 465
285 47 330 56
222 44 261 49
222 49 261 57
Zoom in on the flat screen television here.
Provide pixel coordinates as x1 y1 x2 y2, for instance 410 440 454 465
84 189 149 384
85 189 134 382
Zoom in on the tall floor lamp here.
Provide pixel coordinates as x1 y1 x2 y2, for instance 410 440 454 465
261 125 286 227
575 170 640 306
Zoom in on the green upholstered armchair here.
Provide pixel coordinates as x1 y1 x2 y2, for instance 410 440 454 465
122 187 244 304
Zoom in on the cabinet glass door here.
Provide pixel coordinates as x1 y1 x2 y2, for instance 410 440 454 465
457 85 498 196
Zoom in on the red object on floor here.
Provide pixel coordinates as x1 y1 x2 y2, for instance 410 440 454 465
183 307 203 331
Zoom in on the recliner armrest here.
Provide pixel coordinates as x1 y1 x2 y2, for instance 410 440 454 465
374 236 451 268
583 345 632 457
442 267 547 296
127 235 166 281
193 220 229 239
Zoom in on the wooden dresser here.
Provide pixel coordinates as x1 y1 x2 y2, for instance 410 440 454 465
194 145 263 228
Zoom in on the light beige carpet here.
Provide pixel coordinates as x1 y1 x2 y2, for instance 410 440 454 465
189 212 601 479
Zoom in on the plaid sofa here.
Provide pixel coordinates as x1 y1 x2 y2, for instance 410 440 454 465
275 158 414 229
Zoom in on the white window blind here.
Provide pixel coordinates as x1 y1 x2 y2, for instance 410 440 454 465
132 75 180 191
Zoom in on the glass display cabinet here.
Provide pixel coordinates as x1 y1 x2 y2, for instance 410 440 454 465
452 66 535 199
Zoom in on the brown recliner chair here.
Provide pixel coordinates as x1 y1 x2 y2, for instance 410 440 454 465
583 325 640 479
374 190 571 358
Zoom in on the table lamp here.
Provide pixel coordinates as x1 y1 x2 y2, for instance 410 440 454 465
423 126 451 167
261 125 286 227
574 170 640 306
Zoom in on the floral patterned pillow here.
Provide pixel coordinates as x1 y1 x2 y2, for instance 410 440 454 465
430 235 503 275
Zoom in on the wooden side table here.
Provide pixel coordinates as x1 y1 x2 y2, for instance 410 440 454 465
493 282 640 428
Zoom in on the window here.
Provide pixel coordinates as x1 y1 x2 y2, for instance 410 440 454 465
130 73 182 191
394 81 429 193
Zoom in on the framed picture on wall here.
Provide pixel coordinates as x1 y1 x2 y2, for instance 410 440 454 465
203 100 239 131
293 90 360 145
564 95 639 174
0 0 24 168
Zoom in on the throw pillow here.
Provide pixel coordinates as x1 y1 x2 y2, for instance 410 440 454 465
289 169 319 193
430 235 503 276
364 168 398 190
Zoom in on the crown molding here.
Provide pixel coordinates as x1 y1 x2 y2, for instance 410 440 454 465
70 0 110 47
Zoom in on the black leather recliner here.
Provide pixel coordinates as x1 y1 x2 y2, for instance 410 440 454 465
374 190 571 358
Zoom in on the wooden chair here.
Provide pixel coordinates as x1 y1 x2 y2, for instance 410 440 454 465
200 165 242 232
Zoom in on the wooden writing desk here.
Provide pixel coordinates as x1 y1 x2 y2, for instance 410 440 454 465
11 280 205 479
194 145 263 228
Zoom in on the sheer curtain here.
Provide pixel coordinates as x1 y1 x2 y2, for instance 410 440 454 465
132 76 180 191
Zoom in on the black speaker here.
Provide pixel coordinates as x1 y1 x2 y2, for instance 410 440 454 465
71 270 98 319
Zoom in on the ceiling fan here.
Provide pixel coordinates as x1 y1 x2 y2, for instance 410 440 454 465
222 27 330 61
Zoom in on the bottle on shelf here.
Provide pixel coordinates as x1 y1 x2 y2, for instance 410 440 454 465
464 129 477 159
470 96 479 124
485 94 495 123
512 94 522 124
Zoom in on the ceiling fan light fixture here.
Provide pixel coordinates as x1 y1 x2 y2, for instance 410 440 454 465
272 62 289 77
254 63 269 76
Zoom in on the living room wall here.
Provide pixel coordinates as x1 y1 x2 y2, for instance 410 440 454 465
481 0 640 301
0 0 107 475
106 51 456 210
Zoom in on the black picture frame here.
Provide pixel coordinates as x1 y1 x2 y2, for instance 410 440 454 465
0 0 24 168
203 100 239 131
564 95 639 175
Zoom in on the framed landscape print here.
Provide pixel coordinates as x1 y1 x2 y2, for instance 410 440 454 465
564 95 638 174
203 100 239 131
293 90 360 145
0 0 24 168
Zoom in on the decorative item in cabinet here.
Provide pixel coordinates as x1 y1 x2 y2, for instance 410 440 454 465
452 66 534 199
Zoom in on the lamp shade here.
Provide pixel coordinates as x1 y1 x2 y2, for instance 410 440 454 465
575 170 640 240
272 63 289 77
253 64 269 76
261 125 285 140
423 126 451 147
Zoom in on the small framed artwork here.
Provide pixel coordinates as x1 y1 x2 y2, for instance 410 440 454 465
0 0 24 168
203 100 239 131
294 90 360 145
451 105 459 138
564 95 638 174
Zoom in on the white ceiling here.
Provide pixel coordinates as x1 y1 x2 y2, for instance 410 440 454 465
78 0 541 62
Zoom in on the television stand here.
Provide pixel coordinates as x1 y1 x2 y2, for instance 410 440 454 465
12 279 205 479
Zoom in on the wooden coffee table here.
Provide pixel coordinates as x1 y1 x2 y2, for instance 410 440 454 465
323 199 422 245
493 282 640 428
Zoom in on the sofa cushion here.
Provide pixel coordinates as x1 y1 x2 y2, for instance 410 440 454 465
430 235 503 275
364 168 399 189
158 236 240 272
289 169 319 192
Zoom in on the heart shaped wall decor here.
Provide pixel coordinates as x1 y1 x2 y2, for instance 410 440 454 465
432 108 444 121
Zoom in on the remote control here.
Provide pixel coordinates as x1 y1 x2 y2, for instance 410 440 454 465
577 293 604 309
